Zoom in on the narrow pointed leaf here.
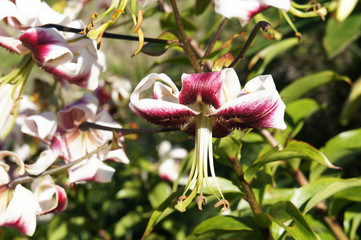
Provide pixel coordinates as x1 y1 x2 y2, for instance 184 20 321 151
339 76 361 125
141 30 179 56
244 140 338 182
280 71 351 104
310 128 361 181
268 201 320 240
323 14 361 59
303 178 361 213
141 188 183 240
189 216 259 239
248 38 298 79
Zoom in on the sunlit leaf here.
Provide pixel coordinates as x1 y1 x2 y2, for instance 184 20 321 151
268 201 320 240
310 128 361 181
323 13 361 59
142 188 183 240
248 38 299 79
244 140 338 182
148 182 172 208
213 135 241 167
285 98 321 138
344 203 361 240
201 177 244 196
114 212 143 237
189 215 260 239
303 178 361 213
141 30 179 56
339 76 361 125
280 71 351 104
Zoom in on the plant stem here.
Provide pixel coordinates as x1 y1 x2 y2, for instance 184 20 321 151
8 142 110 188
228 157 273 240
78 121 178 134
228 21 271 68
41 24 173 44
260 129 349 240
169 0 203 73
202 18 228 59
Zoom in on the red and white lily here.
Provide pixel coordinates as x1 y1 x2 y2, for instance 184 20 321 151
213 0 291 26
22 94 129 184
130 68 286 211
0 0 105 90
0 150 67 236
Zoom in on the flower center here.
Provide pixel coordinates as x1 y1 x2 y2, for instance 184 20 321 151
175 108 229 212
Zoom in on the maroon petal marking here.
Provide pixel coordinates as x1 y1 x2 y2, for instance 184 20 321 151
209 90 286 131
132 99 197 129
19 28 71 65
179 71 223 109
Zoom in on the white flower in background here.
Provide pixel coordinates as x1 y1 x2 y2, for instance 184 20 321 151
22 94 129 184
213 0 291 26
157 141 188 184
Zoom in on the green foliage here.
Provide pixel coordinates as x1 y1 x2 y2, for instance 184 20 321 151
2 0 361 239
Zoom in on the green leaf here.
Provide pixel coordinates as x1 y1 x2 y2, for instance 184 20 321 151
148 182 172 208
339 76 361 125
244 140 339 182
141 30 179 56
248 38 299 79
334 187 361 202
287 177 361 214
47 216 68 240
303 178 361 213
189 216 260 239
213 135 242 167
323 13 361 59
195 0 211 15
114 212 143 237
201 177 244 196
280 71 351 104
285 98 321 138
310 128 361 181
142 188 183 240
268 201 320 240
344 203 361 240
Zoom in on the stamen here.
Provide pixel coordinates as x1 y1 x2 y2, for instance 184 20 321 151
196 195 207 210
215 199 230 212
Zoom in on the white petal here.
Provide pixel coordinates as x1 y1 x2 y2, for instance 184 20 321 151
25 149 59 175
0 185 39 236
22 112 57 141
67 157 115 183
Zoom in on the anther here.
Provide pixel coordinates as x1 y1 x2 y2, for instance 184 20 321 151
215 199 230 212
196 196 207 210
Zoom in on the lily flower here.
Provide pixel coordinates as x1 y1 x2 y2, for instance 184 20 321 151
157 141 188 184
130 68 286 212
0 0 105 90
0 151 37 236
213 0 291 26
0 150 67 236
22 94 129 184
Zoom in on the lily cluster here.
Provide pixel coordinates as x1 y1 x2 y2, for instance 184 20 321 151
0 94 129 236
0 0 105 89
130 68 286 212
